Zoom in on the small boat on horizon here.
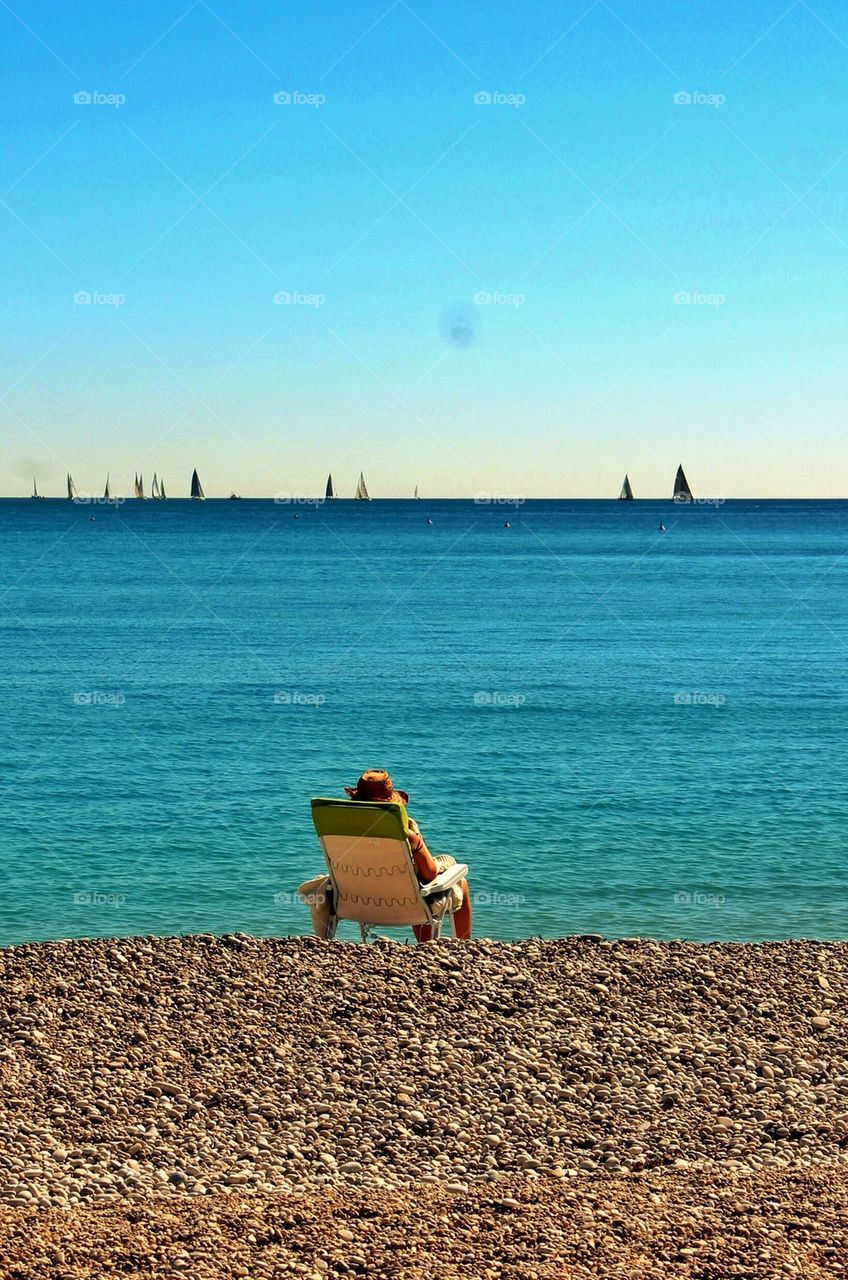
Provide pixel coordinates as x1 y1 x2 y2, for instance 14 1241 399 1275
190 469 205 501
159 476 167 500
354 472 370 501
104 474 113 502
67 473 79 502
134 473 144 500
151 473 166 500
618 474 634 500
413 484 420 499
673 464 693 503
31 477 44 500
325 473 336 500
228 492 241 500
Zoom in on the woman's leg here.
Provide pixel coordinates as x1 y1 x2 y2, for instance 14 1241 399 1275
451 880 472 940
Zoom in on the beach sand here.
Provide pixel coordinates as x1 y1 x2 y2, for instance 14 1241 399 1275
0 933 846 1275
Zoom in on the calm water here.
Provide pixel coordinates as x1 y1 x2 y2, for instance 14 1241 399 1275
1 497 846 945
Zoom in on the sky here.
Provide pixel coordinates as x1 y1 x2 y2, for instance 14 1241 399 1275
1 0 848 498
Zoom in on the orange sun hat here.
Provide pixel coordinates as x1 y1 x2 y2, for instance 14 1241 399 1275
344 769 409 805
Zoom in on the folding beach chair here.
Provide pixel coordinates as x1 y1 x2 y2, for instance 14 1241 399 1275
310 797 469 942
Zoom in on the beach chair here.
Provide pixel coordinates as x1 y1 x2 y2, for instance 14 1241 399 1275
310 797 469 942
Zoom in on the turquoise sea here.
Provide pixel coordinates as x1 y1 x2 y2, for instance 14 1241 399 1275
1 497 846 945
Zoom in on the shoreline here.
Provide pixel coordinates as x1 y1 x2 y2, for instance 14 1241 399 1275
1 933 846 1274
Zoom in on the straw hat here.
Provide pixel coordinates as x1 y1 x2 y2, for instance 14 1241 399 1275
344 769 409 805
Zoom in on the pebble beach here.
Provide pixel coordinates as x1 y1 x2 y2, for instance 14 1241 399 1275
1 932 847 1276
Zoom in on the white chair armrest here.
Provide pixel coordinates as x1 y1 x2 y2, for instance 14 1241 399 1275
420 863 469 896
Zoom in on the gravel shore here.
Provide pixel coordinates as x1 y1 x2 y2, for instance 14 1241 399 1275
0 933 846 1274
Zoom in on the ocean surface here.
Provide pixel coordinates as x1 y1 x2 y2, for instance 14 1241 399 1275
1 497 846 946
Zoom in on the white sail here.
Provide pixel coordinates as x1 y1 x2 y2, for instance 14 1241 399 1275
190 468 205 500
618 474 633 500
325 473 335 500
67 473 78 500
355 471 370 500
151 473 160 500
104 474 111 500
413 484 419 499
31 477 43 499
159 477 166 500
134 473 144 500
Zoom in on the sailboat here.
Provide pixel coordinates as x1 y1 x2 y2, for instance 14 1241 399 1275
190 468 205 500
103 474 112 502
159 477 167 500
31 477 44 500
67 473 79 501
618 474 634 501
134 473 144 500
228 492 241 500
151 474 160 500
354 472 370 500
325 473 335 500
413 484 420 499
673 465 693 503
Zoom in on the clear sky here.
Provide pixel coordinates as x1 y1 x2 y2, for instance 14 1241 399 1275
2 0 847 498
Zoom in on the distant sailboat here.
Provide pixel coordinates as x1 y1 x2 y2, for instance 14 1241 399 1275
618 474 634 501
103 474 111 502
228 492 241 500
67 473 78 501
354 472 370 500
190 469 205 501
413 484 420 499
325 473 335 500
151 473 160 500
673 465 693 503
31 477 44 500
159 477 167 500
134 473 144 500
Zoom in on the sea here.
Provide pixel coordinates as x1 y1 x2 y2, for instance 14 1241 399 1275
1 497 846 946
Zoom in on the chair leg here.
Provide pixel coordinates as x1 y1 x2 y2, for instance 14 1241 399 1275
359 923 371 943
326 914 338 940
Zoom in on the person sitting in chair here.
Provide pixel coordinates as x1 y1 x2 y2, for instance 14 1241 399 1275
299 769 472 941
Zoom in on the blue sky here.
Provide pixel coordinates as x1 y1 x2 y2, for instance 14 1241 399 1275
2 0 848 497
